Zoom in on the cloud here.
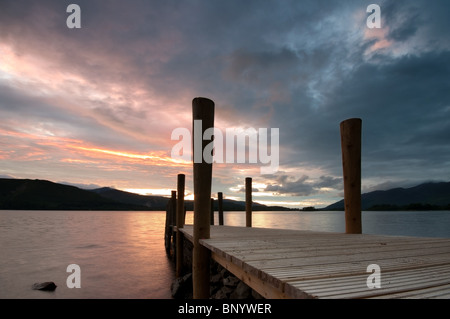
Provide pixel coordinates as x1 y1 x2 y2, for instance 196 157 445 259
0 174 15 179
58 181 103 190
0 0 449 205
383 0 450 50
264 175 341 197
238 187 260 193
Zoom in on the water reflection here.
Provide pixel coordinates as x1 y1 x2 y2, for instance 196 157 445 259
0 211 175 299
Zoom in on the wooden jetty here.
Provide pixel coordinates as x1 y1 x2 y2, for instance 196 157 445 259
165 97 450 299
178 225 450 299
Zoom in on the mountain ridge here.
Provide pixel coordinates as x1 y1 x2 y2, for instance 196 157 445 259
324 181 450 210
0 178 145 210
89 186 293 211
2 178 449 211
0 178 293 211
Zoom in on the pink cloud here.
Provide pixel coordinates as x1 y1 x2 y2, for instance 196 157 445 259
363 27 393 55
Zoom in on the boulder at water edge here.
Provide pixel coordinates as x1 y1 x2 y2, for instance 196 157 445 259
32 282 57 291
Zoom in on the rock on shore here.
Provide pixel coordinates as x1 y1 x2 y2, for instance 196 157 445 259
31 282 57 291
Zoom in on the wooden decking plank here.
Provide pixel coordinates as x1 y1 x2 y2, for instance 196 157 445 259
291 265 450 298
245 250 450 272
220 243 450 263
202 238 449 259
265 260 450 282
178 225 450 299
202 241 444 258
258 254 450 273
320 279 450 299
202 240 450 265
368 283 450 299
292 264 450 290
217 239 450 253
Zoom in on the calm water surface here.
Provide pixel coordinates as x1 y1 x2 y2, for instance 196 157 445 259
0 210 174 299
1 210 449 298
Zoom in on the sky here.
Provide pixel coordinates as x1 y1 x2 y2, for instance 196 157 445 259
0 0 449 208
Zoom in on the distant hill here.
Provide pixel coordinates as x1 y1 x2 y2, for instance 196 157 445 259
90 187 169 210
324 182 450 211
0 178 293 211
0 178 147 210
89 187 293 211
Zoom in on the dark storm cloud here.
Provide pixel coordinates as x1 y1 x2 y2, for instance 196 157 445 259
331 51 450 175
225 48 299 85
382 0 450 47
275 49 450 185
1 0 449 202
264 175 341 196
267 1 450 186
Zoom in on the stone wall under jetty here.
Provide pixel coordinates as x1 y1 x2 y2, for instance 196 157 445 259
170 234 263 299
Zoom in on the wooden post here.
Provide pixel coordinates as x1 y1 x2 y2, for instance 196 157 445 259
171 190 177 224
164 201 172 256
171 190 176 259
177 174 186 228
245 177 252 227
210 198 214 225
218 192 224 226
176 174 185 277
164 191 177 258
340 118 362 234
192 97 214 299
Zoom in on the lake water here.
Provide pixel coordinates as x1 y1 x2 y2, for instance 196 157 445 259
1 210 449 299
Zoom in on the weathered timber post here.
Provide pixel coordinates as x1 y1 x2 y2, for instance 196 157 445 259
245 177 252 227
210 198 214 225
170 190 177 258
218 192 224 226
165 191 177 258
340 118 362 234
192 97 214 299
176 173 185 277
177 174 186 227
164 200 172 256
171 190 177 224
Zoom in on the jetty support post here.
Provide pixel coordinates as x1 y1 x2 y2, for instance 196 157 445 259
218 192 224 226
210 198 215 225
175 173 185 277
164 197 172 256
246 177 252 227
192 97 214 299
340 118 362 234
164 190 177 258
